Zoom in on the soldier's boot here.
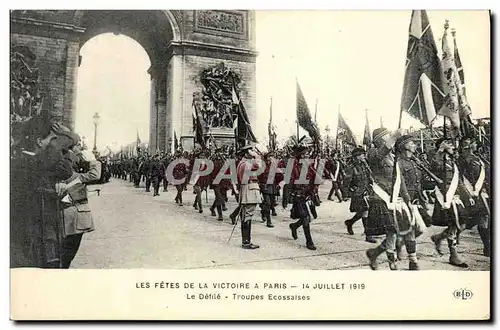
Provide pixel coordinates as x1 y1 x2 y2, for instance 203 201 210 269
198 200 203 214
327 188 334 201
271 205 277 217
366 245 385 270
387 252 398 271
335 190 343 203
303 224 316 250
241 221 259 249
344 219 355 235
406 241 419 270
456 232 461 246
362 218 377 243
396 237 405 261
266 214 274 228
178 194 183 206
289 220 301 240
448 239 468 268
210 206 216 217
230 207 239 225
260 208 266 223
222 204 227 211
430 231 447 256
193 201 198 210
478 227 490 257
216 205 223 221
235 194 240 202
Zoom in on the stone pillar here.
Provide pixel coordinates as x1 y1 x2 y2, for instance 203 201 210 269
148 74 157 153
62 41 80 130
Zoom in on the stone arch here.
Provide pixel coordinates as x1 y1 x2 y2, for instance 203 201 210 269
73 10 181 42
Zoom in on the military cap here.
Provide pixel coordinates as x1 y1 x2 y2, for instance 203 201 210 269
351 147 366 157
372 127 390 143
395 135 414 151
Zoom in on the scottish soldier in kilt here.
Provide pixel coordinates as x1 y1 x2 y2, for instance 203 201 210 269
258 151 277 228
326 150 346 202
393 135 429 270
365 127 414 270
457 136 490 257
150 154 165 196
284 144 318 251
429 138 472 268
209 151 227 220
172 150 189 206
344 147 376 243
190 148 209 214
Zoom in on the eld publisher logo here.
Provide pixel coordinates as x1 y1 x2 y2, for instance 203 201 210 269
453 289 473 300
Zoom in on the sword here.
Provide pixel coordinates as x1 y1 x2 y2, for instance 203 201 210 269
228 197 243 243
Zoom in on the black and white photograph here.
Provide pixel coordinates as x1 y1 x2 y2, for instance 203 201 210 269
9 7 491 321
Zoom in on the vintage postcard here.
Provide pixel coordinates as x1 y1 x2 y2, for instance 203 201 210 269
9 9 491 321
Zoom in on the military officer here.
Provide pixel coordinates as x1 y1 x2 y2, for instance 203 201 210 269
236 145 261 249
327 150 346 202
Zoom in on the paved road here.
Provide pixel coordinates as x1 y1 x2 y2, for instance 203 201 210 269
72 178 490 270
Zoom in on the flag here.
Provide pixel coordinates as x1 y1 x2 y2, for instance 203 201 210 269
363 111 372 147
400 10 446 127
231 77 258 144
268 98 276 151
452 29 475 137
296 80 319 140
438 22 467 129
192 100 207 149
136 129 141 153
174 131 179 151
337 112 358 146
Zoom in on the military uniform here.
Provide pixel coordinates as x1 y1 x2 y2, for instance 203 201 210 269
457 138 490 257
284 145 318 251
327 152 346 202
173 153 189 206
365 128 412 270
237 146 261 249
258 153 277 228
150 155 165 196
429 138 471 268
344 148 374 242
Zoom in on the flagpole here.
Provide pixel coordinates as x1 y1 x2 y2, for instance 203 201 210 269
420 129 424 152
335 105 340 151
443 115 448 204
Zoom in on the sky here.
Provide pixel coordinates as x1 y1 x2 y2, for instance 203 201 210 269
75 10 490 152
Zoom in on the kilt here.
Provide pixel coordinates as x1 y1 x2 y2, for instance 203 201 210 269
464 194 490 229
365 197 391 236
431 199 467 228
349 195 368 213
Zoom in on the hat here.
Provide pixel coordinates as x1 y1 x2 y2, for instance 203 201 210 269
372 127 389 143
237 145 253 156
435 137 453 149
459 135 477 149
351 147 366 157
51 122 80 148
291 144 308 155
395 135 414 151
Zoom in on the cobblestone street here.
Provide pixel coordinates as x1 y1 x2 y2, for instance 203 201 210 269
72 179 490 271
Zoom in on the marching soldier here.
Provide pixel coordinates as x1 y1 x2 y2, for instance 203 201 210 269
326 150 346 202
236 145 261 249
393 135 428 270
258 151 277 228
283 143 318 250
192 149 211 214
209 149 227 221
173 149 189 206
344 147 376 243
150 154 165 196
430 137 472 268
457 136 490 257
364 127 412 270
